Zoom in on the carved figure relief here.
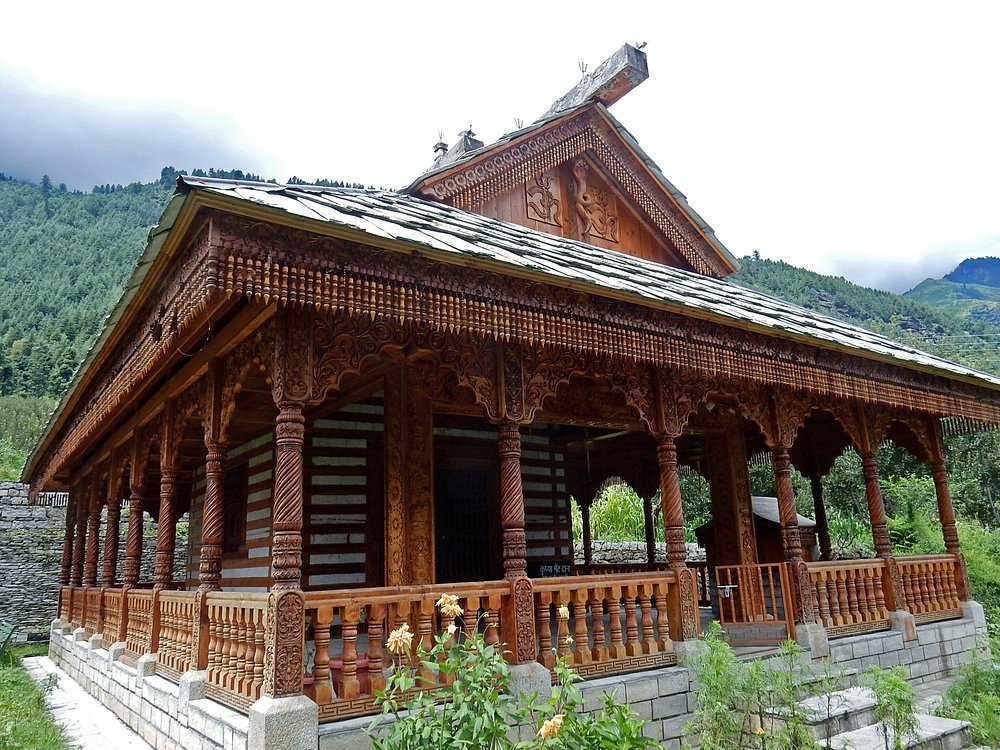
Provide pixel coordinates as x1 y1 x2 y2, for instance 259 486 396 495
525 173 562 226
570 159 619 242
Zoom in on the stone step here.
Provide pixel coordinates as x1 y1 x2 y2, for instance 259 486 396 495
828 713 970 750
789 686 879 739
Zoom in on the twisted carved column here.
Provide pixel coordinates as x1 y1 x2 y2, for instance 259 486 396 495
271 403 305 590
199 441 228 592
656 434 698 640
153 470 181 590
122 482 145 587
860 450 901 610
101 492 121 587
498 420 536 663
71 496 87 586
59 494 76 586
931 456 971 600
772 448 815 623
83 487 102 587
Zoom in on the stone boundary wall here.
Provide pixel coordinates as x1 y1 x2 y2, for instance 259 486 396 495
573 540 706 565
48 608 987 750
0 480 188 641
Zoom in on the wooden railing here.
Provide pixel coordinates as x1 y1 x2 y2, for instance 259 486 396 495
806 559 889 637
715 563 794 642
58 585 72 623
689 561 713 607
157 591 199 679
125 589 155 657
897 555 963 623
71 585 85 627
578 563 672 575
102 589 125 648
533 571 678 678
303 581 507 723
204 593 268 713
83 587 103 636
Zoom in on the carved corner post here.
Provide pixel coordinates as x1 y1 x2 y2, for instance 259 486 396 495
155 403 182 591
403 366 435 585
71 484 87 586
83 475 103 588
383 368 410 587
60 489 76 586
122 435 148 589
928 417 971 601
101 458 124 588
653 368 702 642
263 306 312 700
853 405 902 612
200 361 228 593
771 447 815 624
498 419 536 665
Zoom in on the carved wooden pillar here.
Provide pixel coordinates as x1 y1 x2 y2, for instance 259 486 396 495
83 478 102 587
200 357 229 592
101 467 123 587
383 370 409 586
810 475 832 562
122 440 148 588
859 450 901 610
656 433 698 640
272 402 305 589
71 489 87 586
928 419 971 600
498 420 536 664
772 448 814 622
60 491 76 586
154 470 181 590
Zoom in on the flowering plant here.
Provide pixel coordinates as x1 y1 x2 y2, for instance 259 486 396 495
365 595 661 749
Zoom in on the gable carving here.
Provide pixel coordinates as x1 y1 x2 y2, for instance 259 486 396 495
525 172 562 227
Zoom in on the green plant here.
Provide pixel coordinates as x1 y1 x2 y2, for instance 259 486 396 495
0 648 68 750
863 665 917 750
366 594 660 749
934 636 1000 747
808 657 849 750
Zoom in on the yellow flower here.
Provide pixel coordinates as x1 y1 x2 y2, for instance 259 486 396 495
756 726 766 735
436 593 464 619
557 604 570 620
564 635 574 645
386 622 413 655
537 714 564 740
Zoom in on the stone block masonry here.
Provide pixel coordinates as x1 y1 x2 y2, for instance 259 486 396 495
0 481 188 641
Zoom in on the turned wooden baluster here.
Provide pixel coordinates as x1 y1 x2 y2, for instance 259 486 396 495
865 568 879 620
367 603 387 694
340 604 362 699
835 569 850 625
607 589 625 659
416 599 434 685
873 566 888 617
207 608 220 684
252 610 265 700
590 589 608 662
537 593 554 669
572 590 591 665
225 606 237 691
927 564 940 611
845 571 860 624
556 595 571 659
814 573 830 627
654 582 670 650
639 586 656 655
312 606 333 705
235 608 249 695
485 595 501 647
624 587 640 657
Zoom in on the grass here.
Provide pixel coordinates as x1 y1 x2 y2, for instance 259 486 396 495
0 644 69 750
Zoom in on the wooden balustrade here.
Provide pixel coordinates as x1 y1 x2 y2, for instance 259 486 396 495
533 571 678 679
157 591 199 679
125 589 155 658
578 563 672 575
806 559 889 637
897 555 963 623
715 563 794 638
688 562 712 607
71 585 85 627
204 593 267 713
303 580 508 723
83 587 103 636
102 589 125 648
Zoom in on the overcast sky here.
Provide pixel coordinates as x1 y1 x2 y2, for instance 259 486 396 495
3 1 999 293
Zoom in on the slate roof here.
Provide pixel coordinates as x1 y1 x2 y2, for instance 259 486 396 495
179 176 1000 389
404 102 740 272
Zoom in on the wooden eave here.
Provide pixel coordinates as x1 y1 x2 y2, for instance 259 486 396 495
405 103 739 278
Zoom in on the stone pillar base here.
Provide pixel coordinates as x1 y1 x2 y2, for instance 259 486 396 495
248 695 318 750
107 642 125 670
962 600 987 630
673 640 702 664
795 622 830 658
136 653 157 688
889 610 917 642
87 634 103 650
179 670 206 716
509 661 552 701
72 627 87 642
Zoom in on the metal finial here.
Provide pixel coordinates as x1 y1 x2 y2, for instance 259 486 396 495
578 61 588 77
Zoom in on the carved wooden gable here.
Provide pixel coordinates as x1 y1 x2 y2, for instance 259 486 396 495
408 104 737 278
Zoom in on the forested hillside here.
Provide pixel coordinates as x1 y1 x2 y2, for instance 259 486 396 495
905 257 1000 326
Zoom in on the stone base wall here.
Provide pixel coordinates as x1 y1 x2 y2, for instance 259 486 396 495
49 622 249 750
0 480 189 642
573 540 706 566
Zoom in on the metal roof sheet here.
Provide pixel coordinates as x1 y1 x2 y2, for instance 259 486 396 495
182 176 1000 389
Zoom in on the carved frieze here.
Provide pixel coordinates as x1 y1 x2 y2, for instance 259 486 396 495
525 173 562 227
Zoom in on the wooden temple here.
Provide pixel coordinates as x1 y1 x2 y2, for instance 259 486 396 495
27 44 1000 734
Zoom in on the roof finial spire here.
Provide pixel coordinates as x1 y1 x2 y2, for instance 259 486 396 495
433 132 448 160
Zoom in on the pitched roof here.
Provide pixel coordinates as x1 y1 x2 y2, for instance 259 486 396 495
175 176 1000 390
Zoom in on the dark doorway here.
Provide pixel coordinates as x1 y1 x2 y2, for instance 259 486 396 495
435 465 496 583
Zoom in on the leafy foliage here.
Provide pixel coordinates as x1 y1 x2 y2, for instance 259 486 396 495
934 639 1000 748
0 647 67 750
863 666 918 750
